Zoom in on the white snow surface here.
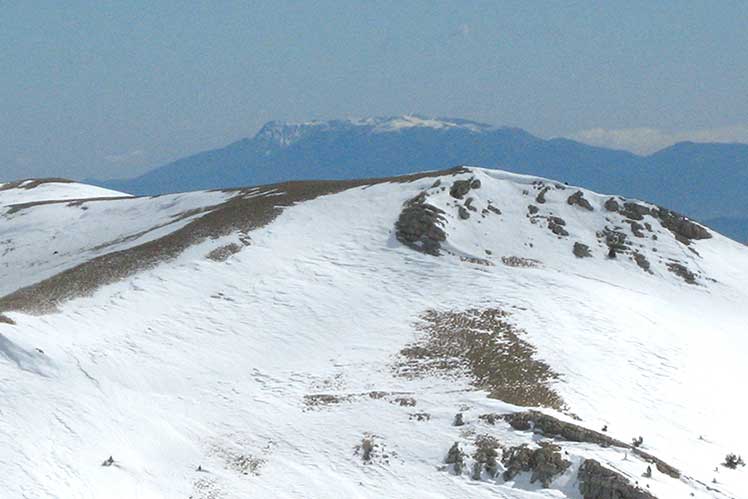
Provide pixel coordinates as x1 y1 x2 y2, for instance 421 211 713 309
0 167 746 498
0 187 236 296
255 115 492 147
0 180 128 207
370 115 489 133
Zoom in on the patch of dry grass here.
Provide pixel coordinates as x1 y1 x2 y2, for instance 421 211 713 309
206 243 243 262
501 256 541 268
396 308 566 411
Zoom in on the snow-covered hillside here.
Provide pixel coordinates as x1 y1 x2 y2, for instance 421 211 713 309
0 168 746 498
0 178 128 207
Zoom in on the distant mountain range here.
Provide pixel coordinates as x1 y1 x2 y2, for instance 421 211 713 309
90 115 748 241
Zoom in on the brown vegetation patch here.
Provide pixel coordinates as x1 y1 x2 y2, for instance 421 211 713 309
501 256 541 268
208 440 269 478
460 255 493 266
191 477 222 499
206 243 243 262
393 396 416 407
395 309 566 410
304 390 416 409
354 434 394 465
303 393 357 408
228 454 265 476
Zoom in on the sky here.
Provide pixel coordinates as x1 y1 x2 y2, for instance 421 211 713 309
2 1 748 181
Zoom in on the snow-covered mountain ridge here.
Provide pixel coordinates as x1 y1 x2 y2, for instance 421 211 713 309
254 115 496 148
0 167 746 498
0 178 129 207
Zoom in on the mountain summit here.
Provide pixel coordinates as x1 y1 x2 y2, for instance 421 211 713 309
254 115 496 148
2 167 746 498
92 116 748 242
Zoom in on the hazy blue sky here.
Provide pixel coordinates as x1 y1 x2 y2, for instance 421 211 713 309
2 1 748 180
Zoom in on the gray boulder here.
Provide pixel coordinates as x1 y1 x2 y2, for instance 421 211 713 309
573 242 592 258
567 191 594 211
395 192 447 255
578 459 656 499
450 179 473 199
502 443 571 488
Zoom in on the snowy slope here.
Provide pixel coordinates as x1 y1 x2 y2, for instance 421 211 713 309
0 168 746 499
0 185 239 297
0 178 128 207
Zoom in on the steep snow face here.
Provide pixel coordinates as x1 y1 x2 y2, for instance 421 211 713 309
0 169 746 499
254 115 494 148
0 178 128 207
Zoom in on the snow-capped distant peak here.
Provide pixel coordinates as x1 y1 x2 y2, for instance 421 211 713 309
369 114 492 133
254 115 494 148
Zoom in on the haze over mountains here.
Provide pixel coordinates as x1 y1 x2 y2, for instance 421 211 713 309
91 115 748 242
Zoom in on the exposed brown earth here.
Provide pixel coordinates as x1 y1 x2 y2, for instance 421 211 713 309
396 308 566 411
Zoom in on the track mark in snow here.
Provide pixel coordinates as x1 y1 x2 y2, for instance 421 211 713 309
75 358 101 389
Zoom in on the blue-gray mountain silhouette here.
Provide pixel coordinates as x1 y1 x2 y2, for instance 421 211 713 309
91 116 748 242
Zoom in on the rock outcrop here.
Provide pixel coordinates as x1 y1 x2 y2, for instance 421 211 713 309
654 207 711 244
395 192 447 255
445 442 465 474
568 191 594 211
502 442 571 488
502 411 680 479
573 242 592 258
449 177 480 199
578 459 656 499
548 216 569 236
